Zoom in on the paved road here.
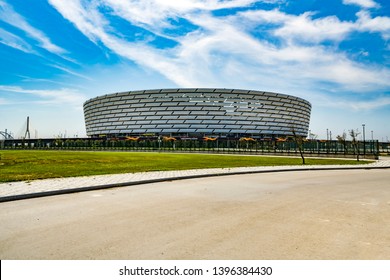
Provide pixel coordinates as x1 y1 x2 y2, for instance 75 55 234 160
1 168 389 259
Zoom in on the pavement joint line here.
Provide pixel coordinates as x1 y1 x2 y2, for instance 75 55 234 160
1 161 389 203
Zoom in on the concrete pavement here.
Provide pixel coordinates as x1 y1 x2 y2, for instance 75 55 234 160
1 168 390 259
1 157 389 202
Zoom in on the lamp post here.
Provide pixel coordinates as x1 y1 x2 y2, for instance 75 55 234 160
362 124 366 156
326 128 329 153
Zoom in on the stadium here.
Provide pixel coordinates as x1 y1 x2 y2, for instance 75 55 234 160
83 88 311 140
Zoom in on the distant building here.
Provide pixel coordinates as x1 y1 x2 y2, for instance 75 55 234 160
83 88 311 139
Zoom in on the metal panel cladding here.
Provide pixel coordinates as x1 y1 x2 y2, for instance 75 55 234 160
83 88 311 137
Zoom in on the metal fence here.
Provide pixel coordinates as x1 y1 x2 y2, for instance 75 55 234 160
1 137 382 159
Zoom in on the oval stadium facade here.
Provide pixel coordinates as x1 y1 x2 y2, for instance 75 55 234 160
83 88 311 139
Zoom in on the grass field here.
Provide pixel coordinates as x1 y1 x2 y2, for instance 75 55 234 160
0 150 370 183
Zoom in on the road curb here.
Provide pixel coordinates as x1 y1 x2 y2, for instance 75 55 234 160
1 165 389 203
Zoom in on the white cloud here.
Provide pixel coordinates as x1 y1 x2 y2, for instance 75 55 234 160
179 10 390 91
0 85 86 107
356 10 390 40
342 0 379 9
47 0 110 44
103 0 260 27
307 58 390 91
239 9 355 43
0 0 65 54
48 0 193 85
47 0 390 103
274 13 355 43
0 27 35 53
322 95 390 111
349 97 390 110
49 64 93 81
238 7 390 43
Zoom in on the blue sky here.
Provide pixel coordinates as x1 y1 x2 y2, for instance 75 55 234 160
0 0 389 141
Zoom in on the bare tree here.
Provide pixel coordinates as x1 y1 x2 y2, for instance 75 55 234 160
291 127 306 165
349 129 360 161
336 132 347 155
309 132 318 140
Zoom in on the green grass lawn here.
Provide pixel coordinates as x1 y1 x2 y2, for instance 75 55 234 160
0 150 370 183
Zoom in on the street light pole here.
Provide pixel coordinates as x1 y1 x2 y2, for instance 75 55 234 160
362 124 366 156
326 128 329 153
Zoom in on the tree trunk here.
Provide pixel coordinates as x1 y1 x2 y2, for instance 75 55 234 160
298 145 305 164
